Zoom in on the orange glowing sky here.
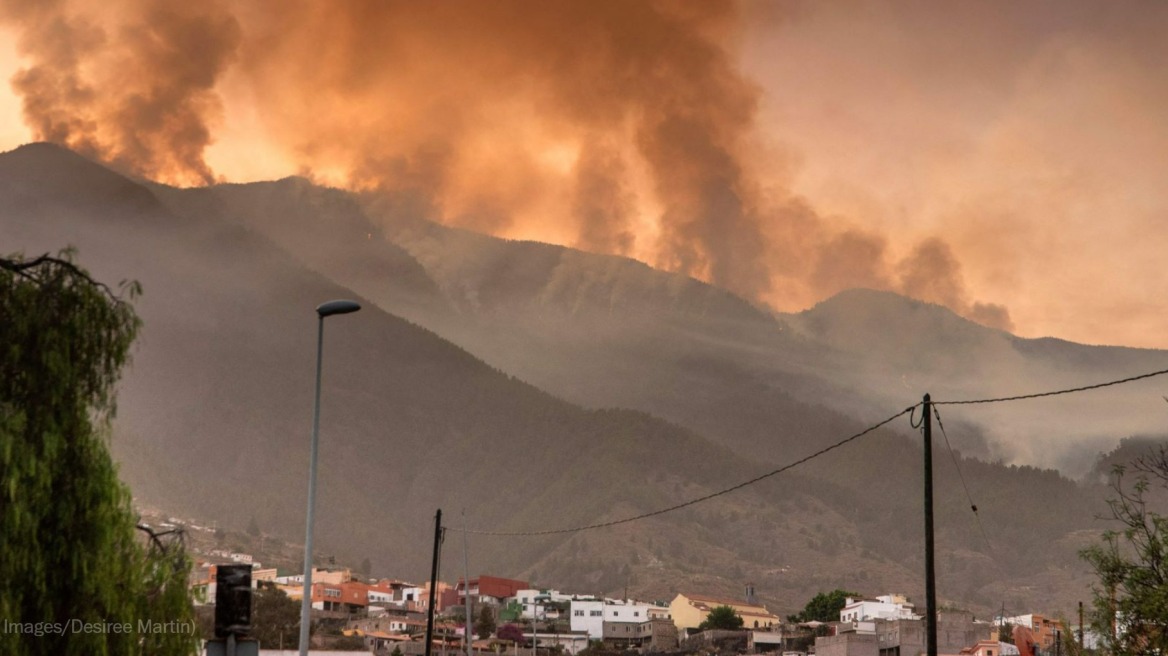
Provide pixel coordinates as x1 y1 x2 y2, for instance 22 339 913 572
1 2 1165 349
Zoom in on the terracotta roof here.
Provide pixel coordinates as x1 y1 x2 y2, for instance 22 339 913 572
681 593 778 618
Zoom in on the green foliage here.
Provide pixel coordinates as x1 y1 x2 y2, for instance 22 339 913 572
251 584 301 649
0 251 196 655
476 605 497 639
1056 619 1089 656
998 621 1016 645
788 589 859 623
391 646 404 656
1080 458 1168 656
699 605 744 631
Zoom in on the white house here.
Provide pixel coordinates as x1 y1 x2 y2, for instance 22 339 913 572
514 589 575 619
570 599 665 640
524 630 591 655
605 601 657 624
400 586 426 606
368 590 394 604
570 599 606 638
839 595 920 623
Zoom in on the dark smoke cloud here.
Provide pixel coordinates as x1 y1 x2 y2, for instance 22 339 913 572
572 140 635 256
235 0 778 299
810 229 893 298
897 238 968 314
3 0 104 151
2 0 1011 327
896 238 1014 332
3 0 239 185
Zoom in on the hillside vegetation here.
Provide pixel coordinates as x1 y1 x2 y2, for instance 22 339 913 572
2 143 1164 618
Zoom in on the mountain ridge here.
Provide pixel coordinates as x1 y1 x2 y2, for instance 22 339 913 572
2 142 1161 618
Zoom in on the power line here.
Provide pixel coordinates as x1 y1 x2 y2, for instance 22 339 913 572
933 367 1168 406
448 406 917 536
931 405 993 555
931 405 1014 616
447 366 1168 537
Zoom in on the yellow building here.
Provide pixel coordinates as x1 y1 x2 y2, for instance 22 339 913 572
669 593 780 632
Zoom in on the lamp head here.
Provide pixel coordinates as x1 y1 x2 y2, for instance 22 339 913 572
316 300 362 317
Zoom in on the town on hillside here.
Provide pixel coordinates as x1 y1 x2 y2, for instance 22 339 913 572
188 542 1098 656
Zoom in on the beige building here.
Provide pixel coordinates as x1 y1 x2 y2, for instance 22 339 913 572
669 592 780 632
874 611 993 656
819 632 880 656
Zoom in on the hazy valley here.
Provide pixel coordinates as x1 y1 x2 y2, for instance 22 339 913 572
3 142 1166 621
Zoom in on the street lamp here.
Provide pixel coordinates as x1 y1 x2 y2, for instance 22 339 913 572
299 299 361 656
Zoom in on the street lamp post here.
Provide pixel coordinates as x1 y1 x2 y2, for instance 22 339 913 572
299 299 361 656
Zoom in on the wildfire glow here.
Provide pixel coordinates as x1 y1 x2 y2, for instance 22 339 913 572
1 1 1166 348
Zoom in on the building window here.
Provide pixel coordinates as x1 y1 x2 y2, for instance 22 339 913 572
575 611 584 617
634 612 639 617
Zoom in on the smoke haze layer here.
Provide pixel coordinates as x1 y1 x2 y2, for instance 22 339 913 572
8 0 1165 343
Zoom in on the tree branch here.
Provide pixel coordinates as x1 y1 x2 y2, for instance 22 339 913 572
1 252 129 303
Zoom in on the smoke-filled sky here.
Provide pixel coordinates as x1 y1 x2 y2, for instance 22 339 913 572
1 0 1165 348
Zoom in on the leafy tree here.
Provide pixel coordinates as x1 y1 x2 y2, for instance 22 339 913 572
1080 454 1168 656
998 621 1016 644
0 251 197 655
699 605 744 631
391 646 404 656
476 605 498 639
360 557 372 579
788 589 860 623
251 583 301 649
1057 624 1089 656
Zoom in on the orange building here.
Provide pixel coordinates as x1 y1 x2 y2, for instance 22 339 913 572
313 580 369 613
1001 615 1064 652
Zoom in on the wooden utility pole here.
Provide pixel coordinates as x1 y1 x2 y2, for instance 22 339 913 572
1078 601 1084 650
923 394 937 656
426 509 444 656
464 511 474 656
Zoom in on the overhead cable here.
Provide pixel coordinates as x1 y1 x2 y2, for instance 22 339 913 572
931 405 993 554
447 406 917 536
449 366 1168 536
933 367 1168 406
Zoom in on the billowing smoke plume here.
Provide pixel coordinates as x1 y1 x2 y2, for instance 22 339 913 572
1 0 1011 327
897 238 1013 332
2 0 239 185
